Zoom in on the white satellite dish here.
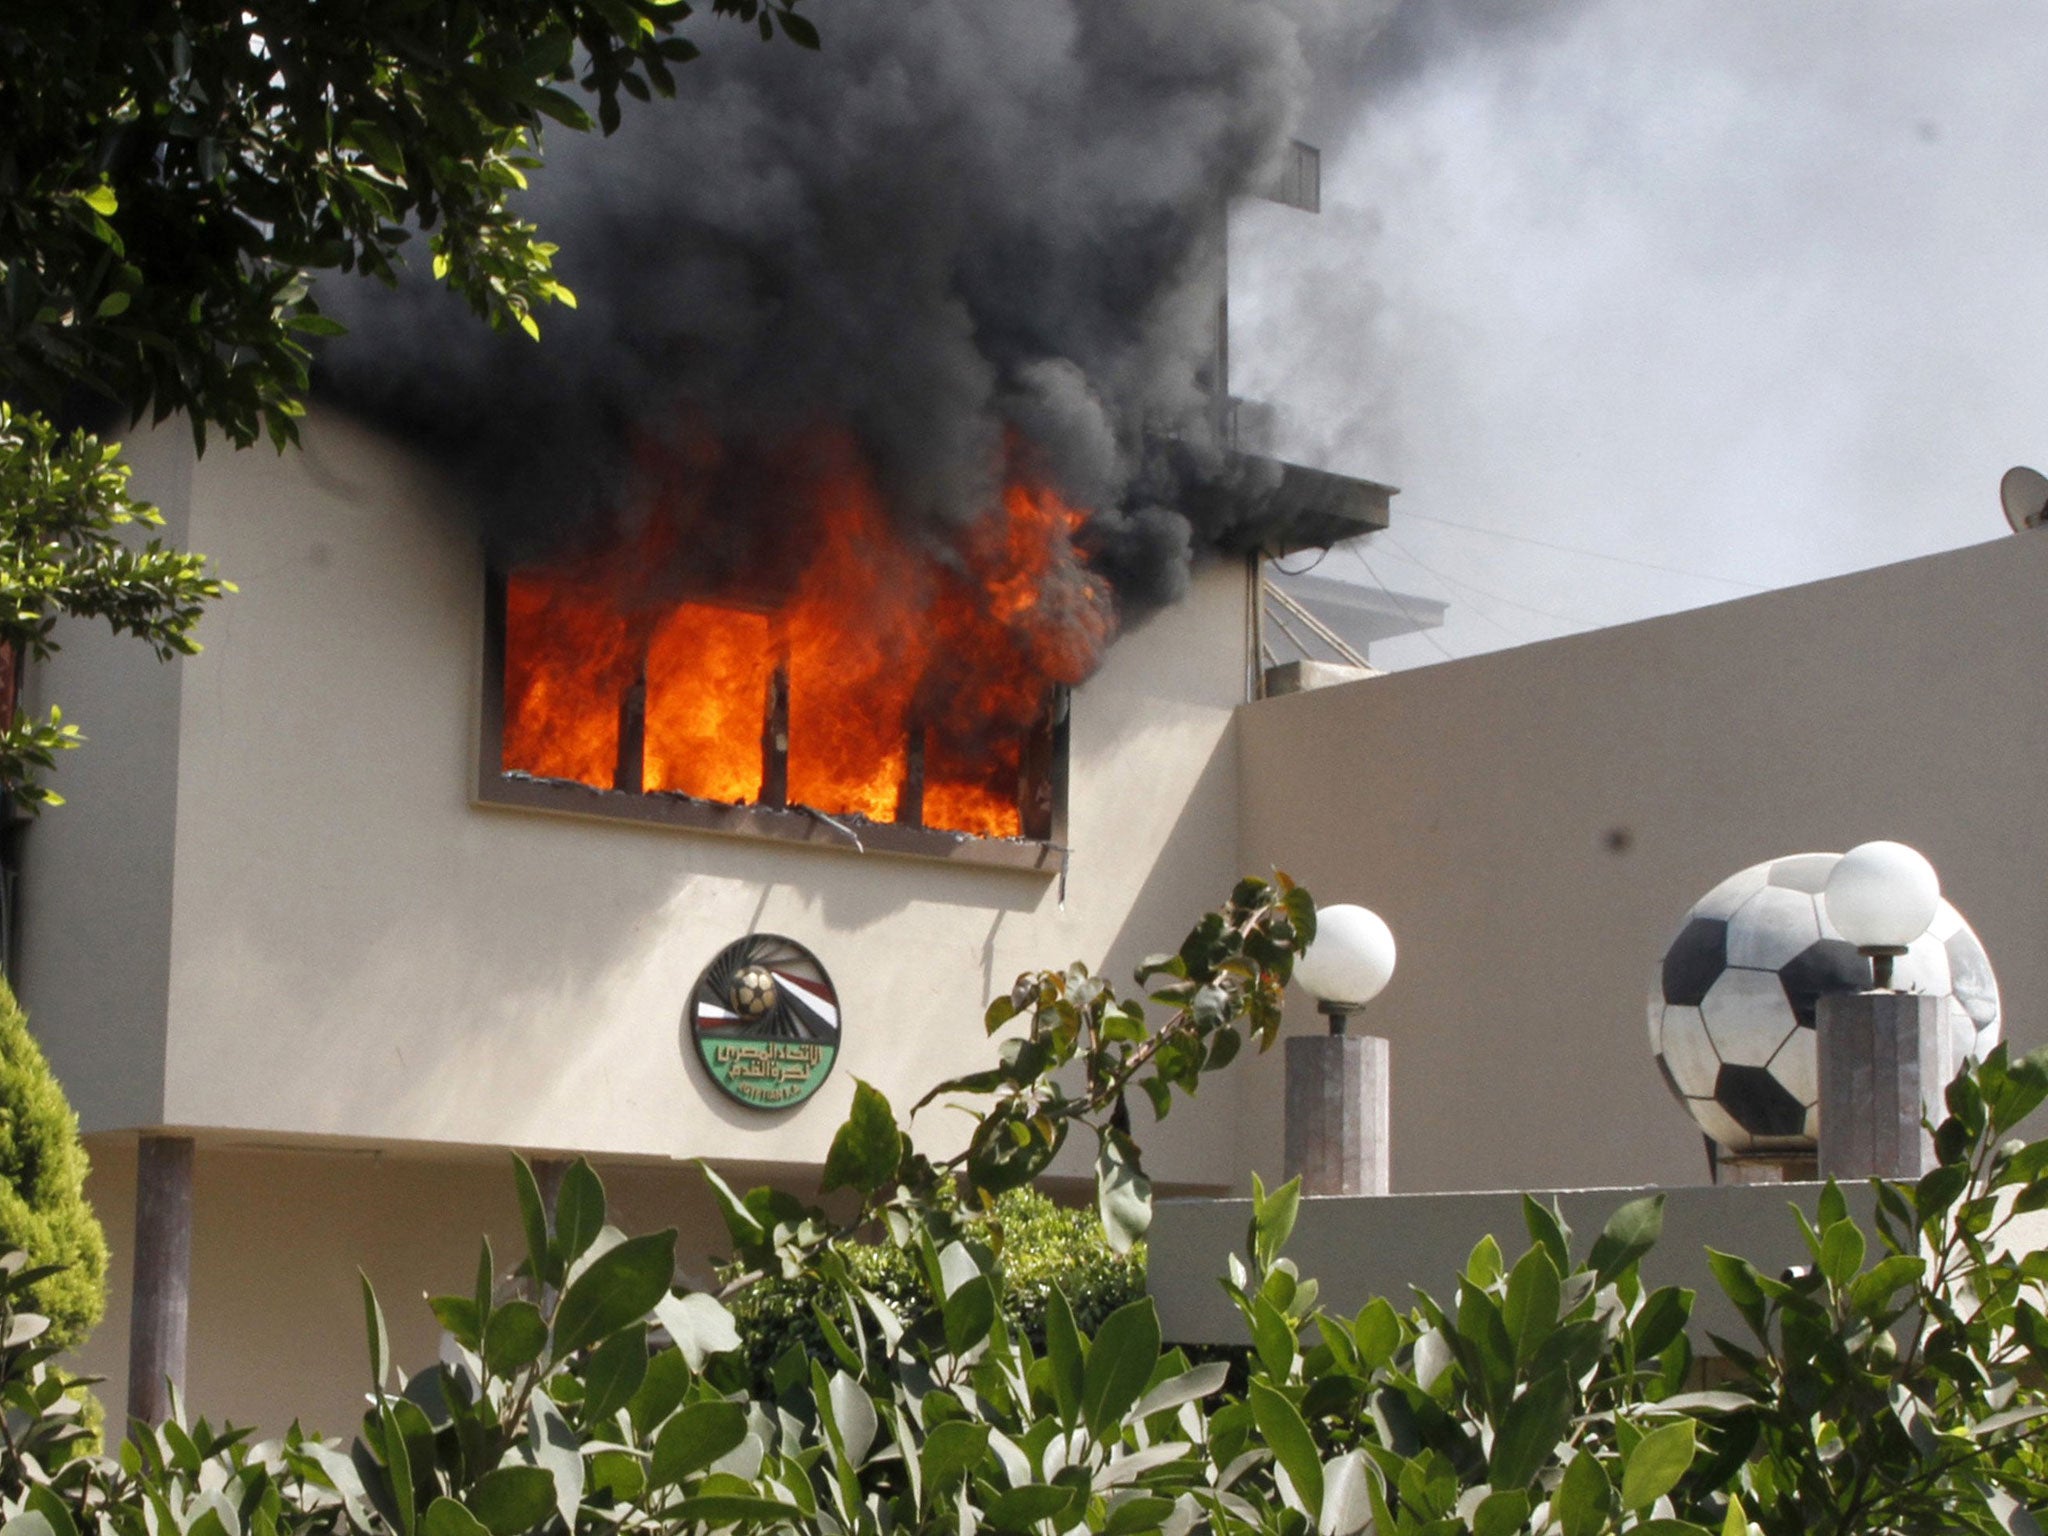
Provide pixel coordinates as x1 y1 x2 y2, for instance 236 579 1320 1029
2000 465 2048 533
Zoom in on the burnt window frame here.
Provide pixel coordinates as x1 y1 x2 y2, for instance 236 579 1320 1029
474 570 1069 872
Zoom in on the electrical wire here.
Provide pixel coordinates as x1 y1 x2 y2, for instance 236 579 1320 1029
1369 532 1597 632
1349 541 1534 648
1347 547 1463 663
1390 508 1771 592
1268 547 1329 577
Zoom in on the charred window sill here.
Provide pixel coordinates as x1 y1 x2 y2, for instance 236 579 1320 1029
473 768 1066 873
478 573 1068 873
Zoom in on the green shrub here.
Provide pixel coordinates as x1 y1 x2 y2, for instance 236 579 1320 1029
724 1185 1143 1390
989 1185 1145 1338
9 881 2042 1536
0 979 106 1349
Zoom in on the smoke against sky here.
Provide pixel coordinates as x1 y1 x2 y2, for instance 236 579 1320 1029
321 0 1395 612
1234 1 2048 668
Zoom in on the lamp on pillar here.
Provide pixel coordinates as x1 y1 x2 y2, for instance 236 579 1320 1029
1817 841 1946 1180
1285 904 1396 1196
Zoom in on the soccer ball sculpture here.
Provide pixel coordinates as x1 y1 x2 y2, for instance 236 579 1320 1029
1650 851 2001 1156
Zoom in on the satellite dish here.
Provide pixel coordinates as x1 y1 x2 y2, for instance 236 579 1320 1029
2000 465 2048 533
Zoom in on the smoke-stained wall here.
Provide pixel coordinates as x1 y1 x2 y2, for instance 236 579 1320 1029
319 0 1394 611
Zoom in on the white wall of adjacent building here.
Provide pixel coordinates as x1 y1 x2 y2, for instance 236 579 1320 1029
1233 528 2048 1197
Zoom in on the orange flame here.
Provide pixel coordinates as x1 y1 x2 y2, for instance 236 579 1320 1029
500 433 1114 839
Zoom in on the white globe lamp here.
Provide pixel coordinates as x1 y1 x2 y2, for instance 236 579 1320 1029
1824 840 1941 989
1294 903 1396 1032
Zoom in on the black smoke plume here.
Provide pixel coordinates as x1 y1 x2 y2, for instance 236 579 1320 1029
319 0 1389 610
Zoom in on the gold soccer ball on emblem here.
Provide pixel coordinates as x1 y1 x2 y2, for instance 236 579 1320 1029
729 964 779 1021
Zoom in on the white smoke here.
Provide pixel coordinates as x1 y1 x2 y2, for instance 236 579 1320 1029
1232 0 2048 667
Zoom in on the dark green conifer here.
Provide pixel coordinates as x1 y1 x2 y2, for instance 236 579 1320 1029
0 980 107 1347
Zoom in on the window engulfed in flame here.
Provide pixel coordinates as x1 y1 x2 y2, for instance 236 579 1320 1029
498 442 1112 842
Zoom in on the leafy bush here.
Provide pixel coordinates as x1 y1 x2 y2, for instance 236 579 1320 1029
2 879 2045 1536
726 1186 1145 1390
992 1186 1146 1340
0 977 106 1347
0 1251 101 1505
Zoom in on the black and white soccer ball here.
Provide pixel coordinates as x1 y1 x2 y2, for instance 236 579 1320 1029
1650 851 2001 1155
729 964 780 1021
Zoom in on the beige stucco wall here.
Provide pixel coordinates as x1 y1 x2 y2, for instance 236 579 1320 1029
76 1136 761 1438
22 414 1251 1184
14 428 195 1131
1149 1182 1878 1346
1235 529 2048 1195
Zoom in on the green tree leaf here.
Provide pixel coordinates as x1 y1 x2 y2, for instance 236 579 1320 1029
1096 1129 1152 1255
822 1080 902 1195
1250 1380 1323 1517
1621 1419 1696 1511
1489 1371 1573 1490
361 1272 391 1394
920 1420 991 1491
1588 1195 1665 1283
1554 1450 1612 1536
650 1401 749 1488
1250 1173 1302 1272
1044 1286 1085 1425
1632 1287 1694 1360
1503 1245 1563 1363
668 1495 805 1527
581 1323 650 1421
628 1347 693 1438
482 1301 547 1377
1083 1299 1162 1438
1819 1220 1866 1290
464 1467 558 1536
551 1229 676 1357
987 1485 1077 1527
422 1497 489 1536
1353 1297 1402 1370
1474 1489 1532 1536
555 1159 607 1266
943 1274 998 1358
512 1155 552 1288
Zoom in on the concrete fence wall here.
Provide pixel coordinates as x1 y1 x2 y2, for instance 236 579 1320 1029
1231 530 2048 1196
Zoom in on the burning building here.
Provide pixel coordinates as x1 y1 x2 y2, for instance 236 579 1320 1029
8 0 2048 1454
483 435 1105 858
15 393 1386 1430
314 0 1397 866
10 0 1401 1428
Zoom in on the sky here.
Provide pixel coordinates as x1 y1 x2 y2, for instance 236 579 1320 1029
1231 1 2048 670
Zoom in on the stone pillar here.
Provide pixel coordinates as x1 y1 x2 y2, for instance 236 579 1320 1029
1816 991 1948 1181
127 1135 195 1426
1283 1034 1390 1196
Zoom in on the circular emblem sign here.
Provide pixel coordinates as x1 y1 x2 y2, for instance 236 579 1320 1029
689 935 841 1111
